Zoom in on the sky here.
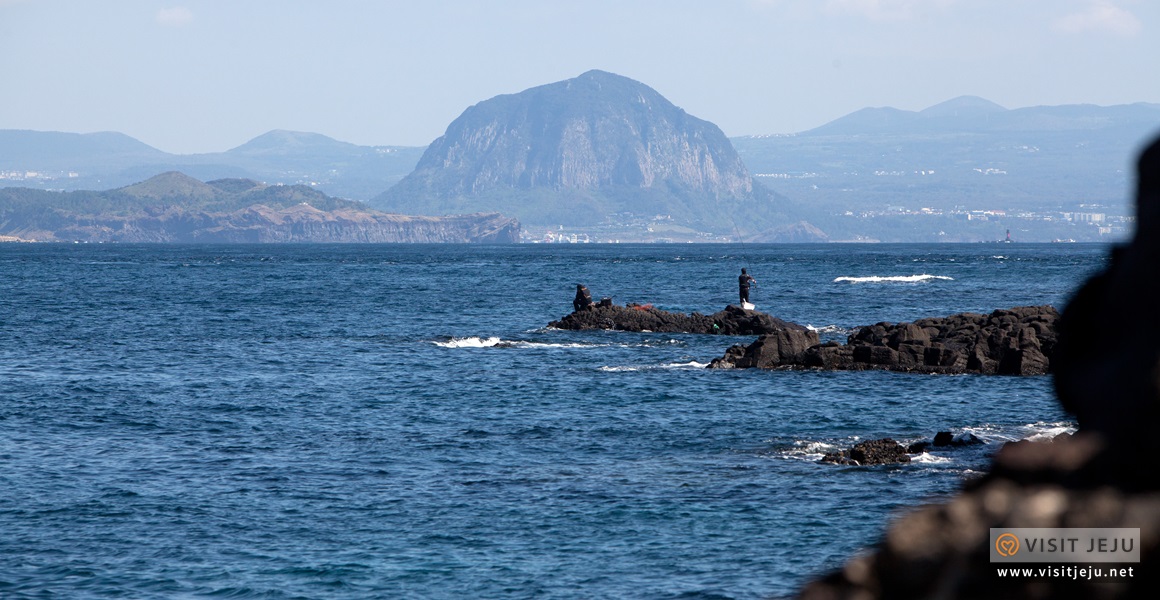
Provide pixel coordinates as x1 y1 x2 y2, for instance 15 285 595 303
2 0 1158 154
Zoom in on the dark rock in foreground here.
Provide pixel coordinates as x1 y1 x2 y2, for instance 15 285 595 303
821 438 911 466
710 305 1058 375
796 136 1160 599
548 303 814 336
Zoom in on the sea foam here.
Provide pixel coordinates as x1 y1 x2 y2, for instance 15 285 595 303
433 336 503 348
833 274 954 284
598 361 708 372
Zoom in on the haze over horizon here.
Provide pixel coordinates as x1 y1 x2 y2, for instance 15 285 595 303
2 0 1159 154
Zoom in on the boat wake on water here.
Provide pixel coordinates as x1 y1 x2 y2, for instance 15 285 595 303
833 274 955 284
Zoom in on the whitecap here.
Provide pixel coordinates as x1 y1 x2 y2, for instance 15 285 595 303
960 421 1076 444
910 452 952 464
598 361 708 373
661 361 708 369
833 274 954 284
508 341 601 349
1019 421 1077 442
807 324 852 335
432 336 502 348
781 439 841 461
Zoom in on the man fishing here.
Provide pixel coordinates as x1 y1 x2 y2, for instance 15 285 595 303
738 268 756 305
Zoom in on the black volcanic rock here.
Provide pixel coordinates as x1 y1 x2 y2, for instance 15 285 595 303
710 306 1058 375
821 439 912 466
549 302 814 337
373 70 806 238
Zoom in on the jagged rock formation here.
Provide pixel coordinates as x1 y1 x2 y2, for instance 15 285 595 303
796 137 1160 599
0 172 519 243
710 306 1058 375
549 303 815 336
374 70 810 239
821 439 912 466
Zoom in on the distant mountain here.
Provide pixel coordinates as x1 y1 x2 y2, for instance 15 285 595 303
804 97 1160 136
7 93 1160 242
0 172 519 243
226 130 365 156
732 97 1160 241
919 95 1007 118
0 129 424 201
372 70 804 239
0 130 170 166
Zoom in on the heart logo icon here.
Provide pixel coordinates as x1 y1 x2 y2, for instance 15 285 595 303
995 533 1020 557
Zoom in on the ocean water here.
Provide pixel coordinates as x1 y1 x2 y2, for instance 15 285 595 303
0 243 1108 599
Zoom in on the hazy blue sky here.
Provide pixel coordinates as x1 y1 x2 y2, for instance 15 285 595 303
2 0 1158 154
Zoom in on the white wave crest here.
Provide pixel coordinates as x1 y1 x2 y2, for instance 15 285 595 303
1019 421 1077 442
781 440 841 461
807 324 852 335
433 336 502 348
910 452 952 464
833 274 954 284
509 341 599 349
598 361 708 373
959 421 1076 444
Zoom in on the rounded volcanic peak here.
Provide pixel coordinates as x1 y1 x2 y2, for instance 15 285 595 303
227 130 363 157
409 69 747 195
920 96 1007 118
207 178 266 194
374 70 784 235
477 70 674 115
239 182 361 211
805 106 916 135
118 171 220 201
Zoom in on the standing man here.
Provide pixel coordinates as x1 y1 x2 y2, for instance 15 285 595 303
738 268 756 305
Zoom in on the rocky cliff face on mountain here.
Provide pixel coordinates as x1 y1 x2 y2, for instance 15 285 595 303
0 172 519 243
373 70 807 239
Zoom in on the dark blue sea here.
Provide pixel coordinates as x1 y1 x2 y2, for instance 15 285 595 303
0 243 1108 599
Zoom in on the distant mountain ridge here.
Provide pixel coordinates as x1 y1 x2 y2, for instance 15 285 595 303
732 97 1160 241
4 93 1159 242
0 129 424 201
372 70 799 238
804 96 1160 136
0 172 519 243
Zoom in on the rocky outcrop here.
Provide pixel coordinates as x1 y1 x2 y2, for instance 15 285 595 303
707 326 822 369
710 306 1058 375
373 70 807 238
821 439 912 466
796 137 1160 599
549 303 814 337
